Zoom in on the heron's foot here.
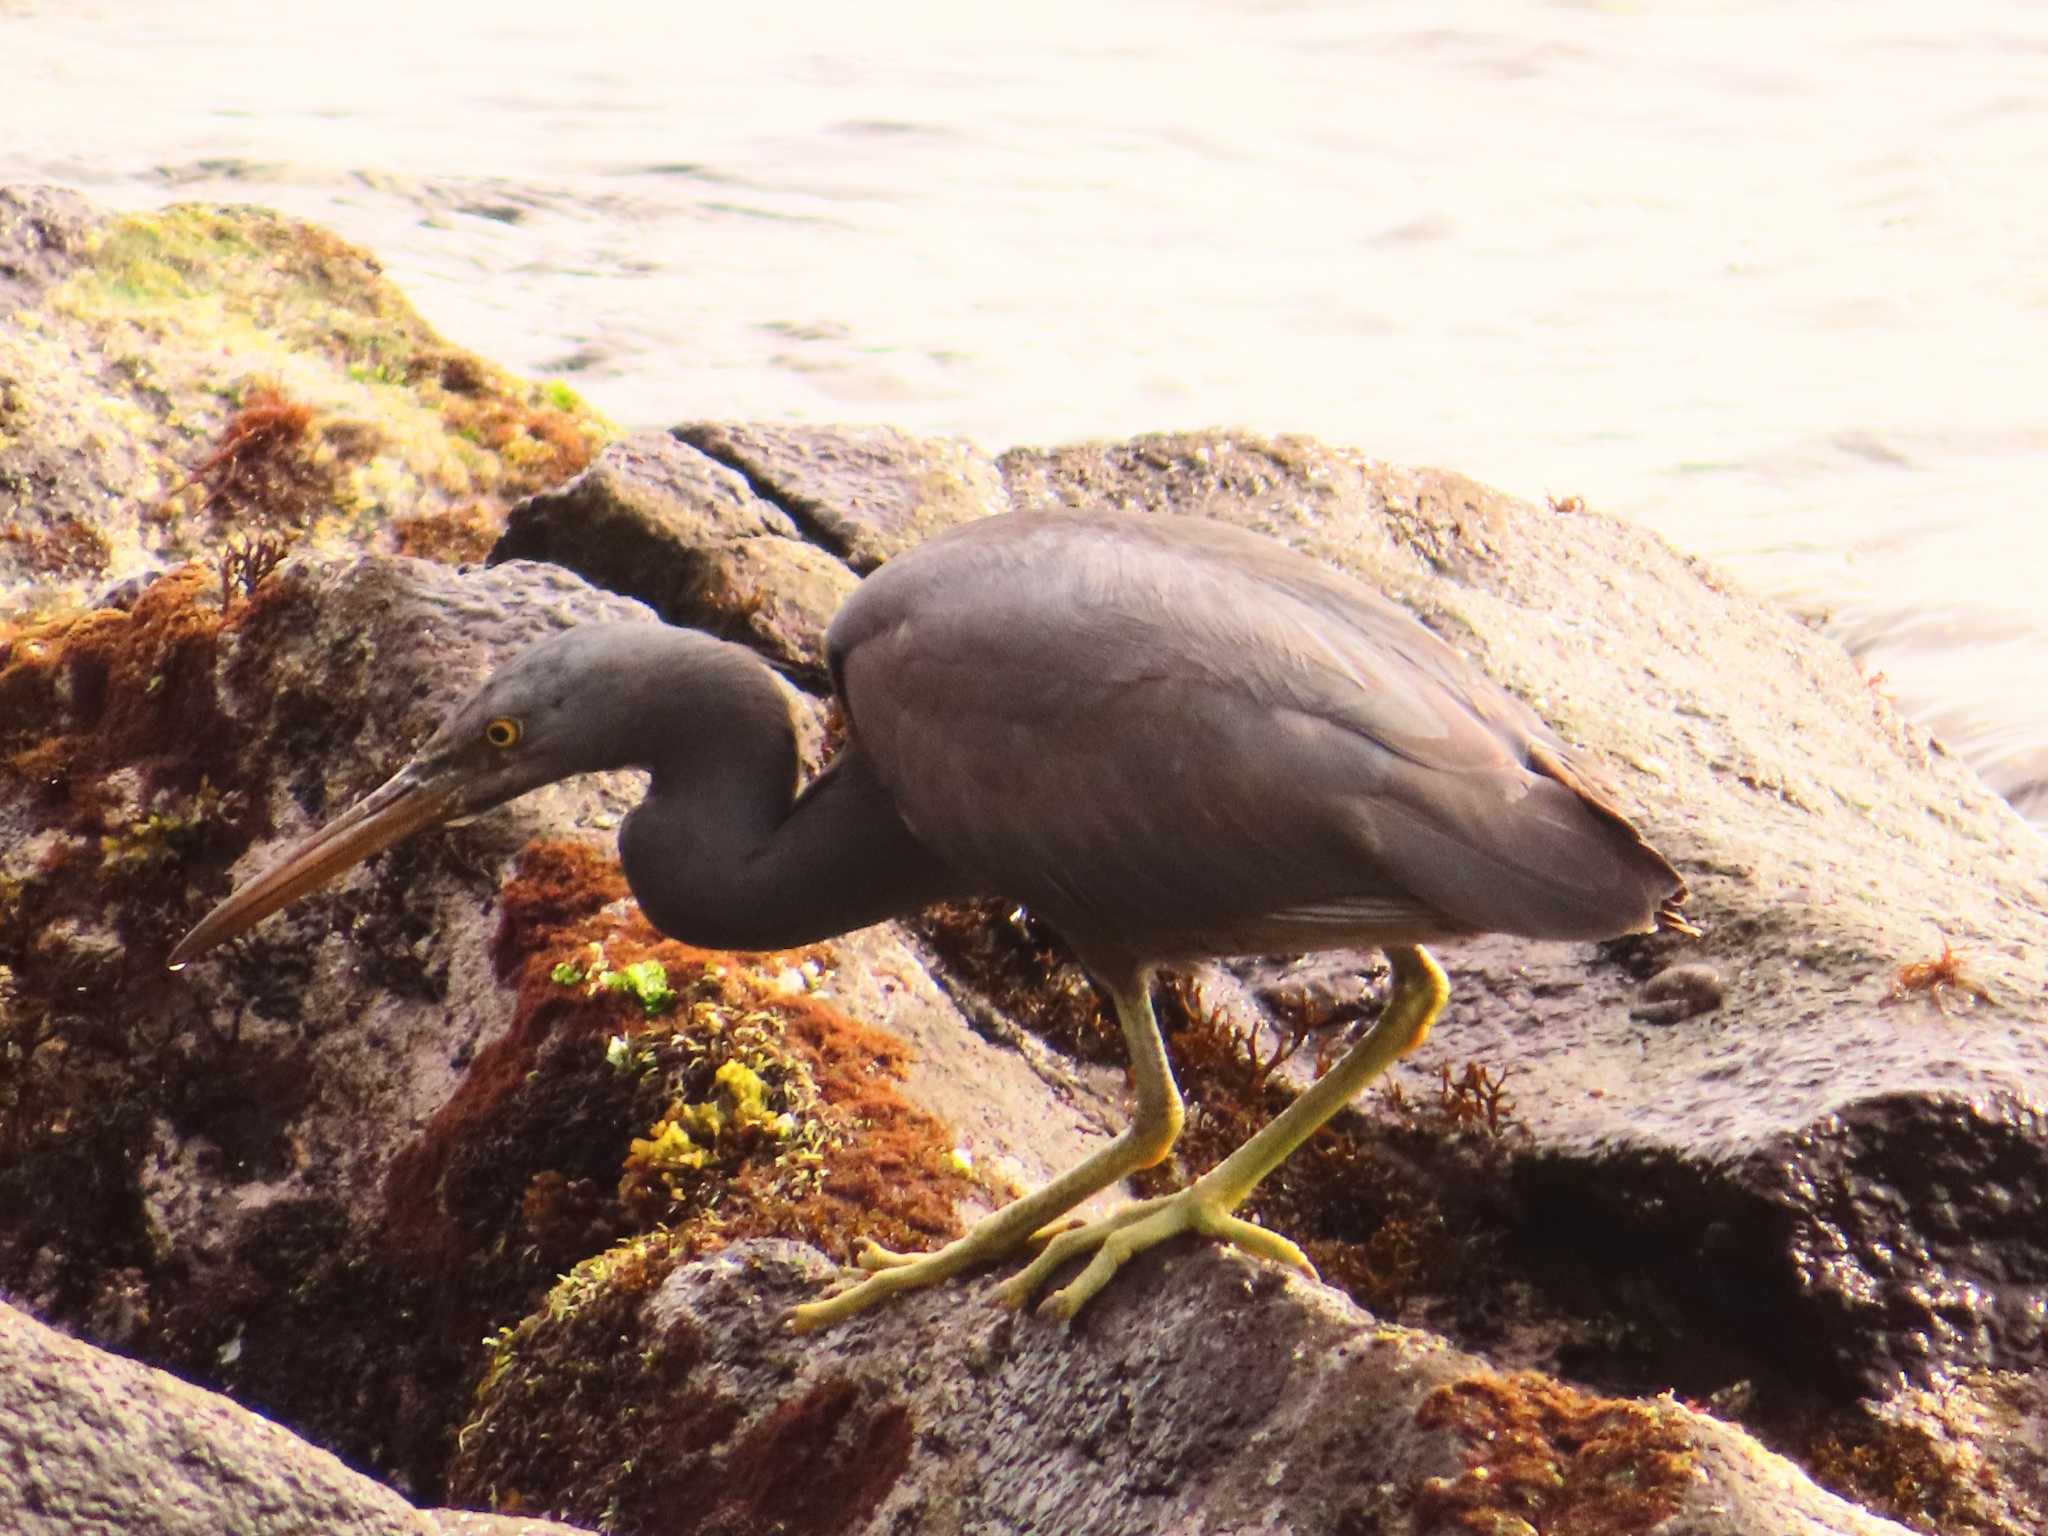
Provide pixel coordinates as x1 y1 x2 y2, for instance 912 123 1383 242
992 1184 1317 1322
791 1210 1094 1330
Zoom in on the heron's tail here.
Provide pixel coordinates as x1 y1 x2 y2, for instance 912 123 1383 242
1526 739 1694 938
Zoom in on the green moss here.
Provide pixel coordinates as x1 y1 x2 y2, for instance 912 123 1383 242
556 944 680 1016
604 959 679 1016
614 1000 826 1217
347 360 410 388
541 379 586 414
69 206 405 346
39 204 610 565
87 210 257 308
628 1059 801 1179
99 794 216 876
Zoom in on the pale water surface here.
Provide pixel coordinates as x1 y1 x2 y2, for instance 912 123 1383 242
5 0 2045 811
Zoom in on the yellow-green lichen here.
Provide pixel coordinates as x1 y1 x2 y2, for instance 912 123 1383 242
540 379 586 414
603 959 679 1017
66 205 418 354
613 1000 828 1216
560 943 680 1016
628 1060 800 1176
98 779 232 878
86 209 261 309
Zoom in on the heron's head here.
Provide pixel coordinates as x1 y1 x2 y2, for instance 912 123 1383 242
167 623 672 968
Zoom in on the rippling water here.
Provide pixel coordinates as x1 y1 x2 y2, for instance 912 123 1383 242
5 0 2045 814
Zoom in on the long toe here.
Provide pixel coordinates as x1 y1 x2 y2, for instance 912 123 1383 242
788 1253 940 1332
997 1187 1313 1321
853 1240 923 1273
790 1197 1083 1331
992 1198 1167 1311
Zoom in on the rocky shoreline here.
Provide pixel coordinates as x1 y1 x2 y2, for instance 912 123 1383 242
3 186 2045 1534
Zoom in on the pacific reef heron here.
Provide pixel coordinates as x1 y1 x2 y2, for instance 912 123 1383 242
170 509 1690 1329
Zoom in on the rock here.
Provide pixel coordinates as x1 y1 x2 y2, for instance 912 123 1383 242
2 552 662 1491
0 185 98 310
999 433 2048 1418
0 1298 594 1536
1 544 1108 1499
446 1236 1911 1536
673 419 1007 569
0 195 608 615
4 190 2046 1533
492 432 864 686
1633 961 1727 1024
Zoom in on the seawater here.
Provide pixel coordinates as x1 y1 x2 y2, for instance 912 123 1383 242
4 0 2044 814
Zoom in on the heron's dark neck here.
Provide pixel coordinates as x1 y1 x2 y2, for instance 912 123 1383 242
615 641 962 950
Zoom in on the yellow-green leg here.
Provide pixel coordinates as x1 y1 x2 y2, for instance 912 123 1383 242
788 966 1186 1332
996 945 1449 1320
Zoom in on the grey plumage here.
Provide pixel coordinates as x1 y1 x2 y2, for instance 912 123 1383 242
834 512 1681 968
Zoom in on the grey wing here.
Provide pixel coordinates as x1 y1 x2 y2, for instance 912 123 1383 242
829 513 1682 955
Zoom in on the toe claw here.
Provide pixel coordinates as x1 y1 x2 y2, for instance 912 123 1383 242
854 1240 915 1273
1022 1215 1085 1250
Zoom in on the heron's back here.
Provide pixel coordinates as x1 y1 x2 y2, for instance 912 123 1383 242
828 511 1684 962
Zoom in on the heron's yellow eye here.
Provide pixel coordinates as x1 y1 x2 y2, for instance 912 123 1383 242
484 717 521 750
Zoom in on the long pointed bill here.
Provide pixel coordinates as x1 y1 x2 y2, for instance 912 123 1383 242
167 764 463 969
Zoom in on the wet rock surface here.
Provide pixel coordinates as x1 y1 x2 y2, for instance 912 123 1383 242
0 544 1108 1500
4 190 2046 1535
492 432 863 687
2 553 658 1491
674 419 1007 570
451 1236 1915 1536
996 434 2048 1420
1 1298 589 1536
0 185 98 310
